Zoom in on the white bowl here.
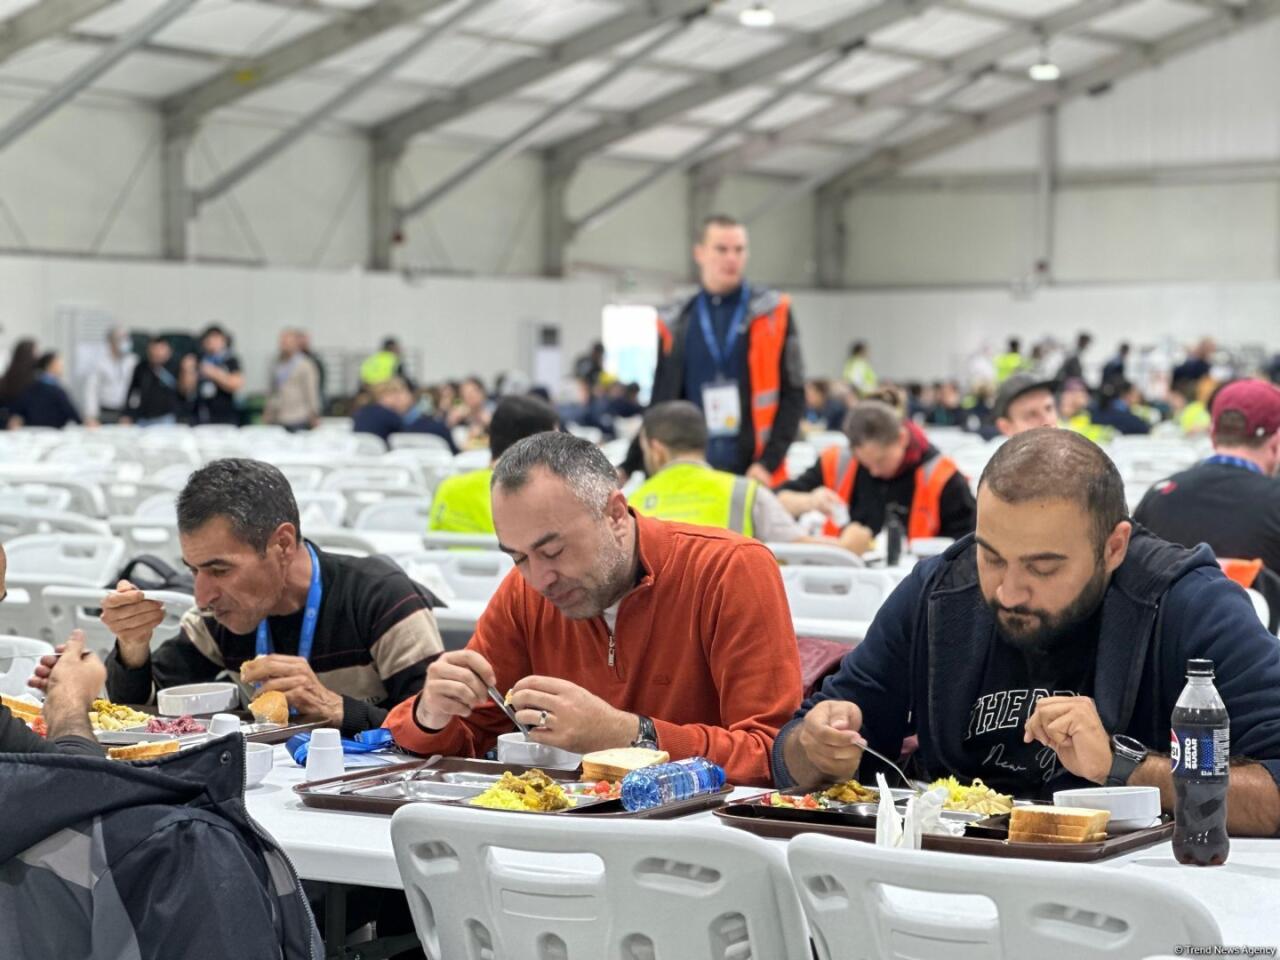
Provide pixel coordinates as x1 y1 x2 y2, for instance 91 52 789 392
495 732 582 771
245 742 274 788
156 682 239 717
1052 785 1161 831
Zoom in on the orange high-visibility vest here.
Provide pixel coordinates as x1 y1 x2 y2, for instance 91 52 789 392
657 294 792 486
1220 557 1263 590
819 446 960 539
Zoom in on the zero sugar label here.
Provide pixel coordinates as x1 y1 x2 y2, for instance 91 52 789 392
1170 726 1229 779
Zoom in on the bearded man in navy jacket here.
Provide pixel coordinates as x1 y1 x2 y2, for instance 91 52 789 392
775 428 1280 836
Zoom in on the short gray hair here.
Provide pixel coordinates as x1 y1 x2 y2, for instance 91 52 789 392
844 399 903 447
491 432 618 515
177 458 301 552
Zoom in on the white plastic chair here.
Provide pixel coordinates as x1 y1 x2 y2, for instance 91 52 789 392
305 527 379 557
0 636 54 697
452 449 491 473
42 584 184 658
785 442 819 479
354 497 433 532
1246 588 1270 629
395 550 512 603
0 484 72 514
391 804 810 960
566 423 603 444
5 534 126 587
42 442 117 466
769 542 865 568
781 566 896 623
421 531 500 551
389 432 453 453
149 463 195 490
295 491 349 528
0 477 107 517
274 463 327 493
0 510 111 540
134 492 178 521
106 517 183 569
103 480 181 516
786 833 1220 959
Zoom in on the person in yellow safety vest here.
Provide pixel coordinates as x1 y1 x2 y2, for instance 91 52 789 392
992 374 1060 437
776 400 976 545
360 337 412 390
428 394 559 534
1057 377 1114 444
993 337 1029 385
618 213 805 488
630 401 873 554
843 341 877 395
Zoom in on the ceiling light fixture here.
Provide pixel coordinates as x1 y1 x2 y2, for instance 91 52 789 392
739 2 775 28
1028 46 1061 83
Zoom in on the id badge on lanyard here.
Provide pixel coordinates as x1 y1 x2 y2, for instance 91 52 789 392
697 287 748 439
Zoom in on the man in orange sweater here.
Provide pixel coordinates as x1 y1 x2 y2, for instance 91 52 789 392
384 431 802 786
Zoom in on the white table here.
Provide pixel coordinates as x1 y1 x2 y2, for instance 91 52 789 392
248 748 1280 944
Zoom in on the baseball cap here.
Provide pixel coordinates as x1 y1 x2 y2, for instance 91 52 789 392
994 374 1057 420
1211 379 1280 439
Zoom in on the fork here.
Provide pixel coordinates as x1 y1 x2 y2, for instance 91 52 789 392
856 740 921 796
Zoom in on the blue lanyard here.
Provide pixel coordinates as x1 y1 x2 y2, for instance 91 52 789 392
696 284 749 378
256 543 322 661
153 365 177 390
1203 454 1264 475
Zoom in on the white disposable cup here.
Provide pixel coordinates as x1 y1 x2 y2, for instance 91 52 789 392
305 728 344 782
208 713 241 738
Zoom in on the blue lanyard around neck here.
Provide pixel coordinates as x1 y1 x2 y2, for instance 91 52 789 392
256 543 322 661
696 284 749 378
1204 453 1264 475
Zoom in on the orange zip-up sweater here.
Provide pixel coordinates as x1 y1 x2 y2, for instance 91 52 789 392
384 513 802 786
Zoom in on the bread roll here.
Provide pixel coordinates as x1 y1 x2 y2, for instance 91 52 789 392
249 690 288 726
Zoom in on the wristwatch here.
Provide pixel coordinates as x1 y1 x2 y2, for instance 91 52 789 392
1105 734 1149 786
631 715 659 750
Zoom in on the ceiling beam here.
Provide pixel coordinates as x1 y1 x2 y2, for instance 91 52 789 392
369 0 709 153
161 0 454 134
692 0 1136 183
0 0 115 66
193 0 496 209
395 16 693 225
542 0 943 171
821 0 1277 195
0 0 199 155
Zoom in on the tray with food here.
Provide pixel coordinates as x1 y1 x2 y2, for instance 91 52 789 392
294 755 731 819
716 776 1174 862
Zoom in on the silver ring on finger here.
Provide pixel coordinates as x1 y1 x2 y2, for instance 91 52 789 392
538 709 549 729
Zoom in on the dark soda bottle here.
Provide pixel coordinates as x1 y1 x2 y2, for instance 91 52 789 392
1171 658 1230 866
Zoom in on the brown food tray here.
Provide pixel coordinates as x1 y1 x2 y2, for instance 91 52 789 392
294 756 732 820
714 795 1175 862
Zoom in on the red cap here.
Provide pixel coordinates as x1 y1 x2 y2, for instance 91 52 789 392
1211 379 1280 439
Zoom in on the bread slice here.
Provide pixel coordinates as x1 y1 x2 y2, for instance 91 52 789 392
1 694 42 723
1010 804 1110 840
581 747 669 782
108 740 181 761
249 690 288 726
1009 830 1108 845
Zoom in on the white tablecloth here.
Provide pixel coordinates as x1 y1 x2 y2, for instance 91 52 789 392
246 748 1280 942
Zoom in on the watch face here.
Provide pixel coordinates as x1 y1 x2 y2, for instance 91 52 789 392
1113 735 1148 761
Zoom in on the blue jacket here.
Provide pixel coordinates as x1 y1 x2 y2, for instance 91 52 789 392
0 736 322 960
772 530 1280 796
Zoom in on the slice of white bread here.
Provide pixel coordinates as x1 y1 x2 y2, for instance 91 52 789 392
581 747 669 782
1009 830 1107 844
1009 804 1110 841
1 694 42 722
108 740 181 761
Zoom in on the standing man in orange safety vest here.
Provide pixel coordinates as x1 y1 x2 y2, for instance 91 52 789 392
620 214 804 487
777 400 976 549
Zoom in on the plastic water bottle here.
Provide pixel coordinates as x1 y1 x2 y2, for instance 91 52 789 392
621 758 726 812
1171 658 1230 866
885 509 905 567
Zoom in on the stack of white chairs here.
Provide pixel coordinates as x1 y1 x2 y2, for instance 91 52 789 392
390 805 810 960
322 465 421 524
355 497 433 532
0 534 126 641
0 510 110 540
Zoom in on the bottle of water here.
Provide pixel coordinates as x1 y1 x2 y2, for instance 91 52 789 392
1172 659 1230 866
621 757 726 812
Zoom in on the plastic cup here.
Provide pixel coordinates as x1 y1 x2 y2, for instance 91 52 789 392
208 713 241 738
305 728 344 782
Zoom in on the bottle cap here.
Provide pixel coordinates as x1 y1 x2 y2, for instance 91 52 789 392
1186 658 1215 677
